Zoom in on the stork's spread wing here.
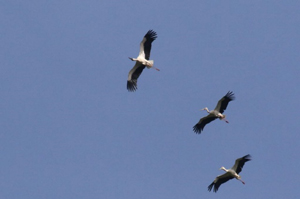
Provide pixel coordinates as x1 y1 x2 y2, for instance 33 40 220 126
127 62 146 92
208 172 234 193
193 114 217 134
214 91 235 113
231 154 251 174
139 30 157 60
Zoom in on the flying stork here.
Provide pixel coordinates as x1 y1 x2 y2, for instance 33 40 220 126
208 154 251 193
127 30 159 92
193 91 235 134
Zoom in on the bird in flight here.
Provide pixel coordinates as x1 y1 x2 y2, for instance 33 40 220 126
208 154 251 193
193 91 235 134
127 30 159 92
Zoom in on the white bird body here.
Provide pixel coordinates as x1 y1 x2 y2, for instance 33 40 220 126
208 154 251 193
129 57 153 67
219 167 242 181
127 30 158 92
193 91 235 134
202 108 226 120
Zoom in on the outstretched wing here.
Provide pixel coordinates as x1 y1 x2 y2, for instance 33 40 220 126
139 30 157 60
193 114 217 134
214 91 235 113
208 172 234 193
127 62 146 92
231 154 251 174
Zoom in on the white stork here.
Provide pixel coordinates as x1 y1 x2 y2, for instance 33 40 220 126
127 30 159 92
208 154 251 193
193 91 235 134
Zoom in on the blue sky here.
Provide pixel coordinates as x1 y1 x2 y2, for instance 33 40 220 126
1 1 299 198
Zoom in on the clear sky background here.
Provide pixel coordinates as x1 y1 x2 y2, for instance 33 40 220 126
1 1 299 198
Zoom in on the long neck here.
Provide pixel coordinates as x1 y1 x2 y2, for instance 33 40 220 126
203 107 210 113
221 167 228 172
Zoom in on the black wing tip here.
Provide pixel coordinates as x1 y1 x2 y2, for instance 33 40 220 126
243 154 252 161
127 81 137 92
193 124 203 134
208 182 218 192
225 91 235 101
145 29 157 40
207 182 214 192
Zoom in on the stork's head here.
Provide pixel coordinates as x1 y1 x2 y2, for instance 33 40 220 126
219 166 226 171
201 107 209 112
128 57 134 61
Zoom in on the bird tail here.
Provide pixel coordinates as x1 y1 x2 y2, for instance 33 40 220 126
219 114 226 120
146 60 154 68
220 114 229 123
